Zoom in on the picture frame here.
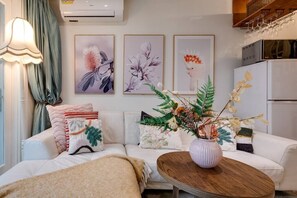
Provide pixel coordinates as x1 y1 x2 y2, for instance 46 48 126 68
123 34 165 95
74 34 115 94
173 35 215 95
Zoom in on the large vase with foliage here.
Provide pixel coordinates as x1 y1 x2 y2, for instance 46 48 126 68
140 72 268 168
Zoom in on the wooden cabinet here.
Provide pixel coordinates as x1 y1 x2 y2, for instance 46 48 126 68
233 0 297 27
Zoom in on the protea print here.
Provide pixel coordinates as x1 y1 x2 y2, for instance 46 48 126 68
78 46 114 93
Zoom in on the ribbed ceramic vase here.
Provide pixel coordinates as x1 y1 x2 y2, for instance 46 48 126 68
189 138 223 168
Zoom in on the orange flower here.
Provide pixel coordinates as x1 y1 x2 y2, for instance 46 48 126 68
175 106 185 115
210 125 219 140
183 54 202 64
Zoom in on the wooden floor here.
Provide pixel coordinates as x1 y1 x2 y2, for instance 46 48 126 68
142 190 297 198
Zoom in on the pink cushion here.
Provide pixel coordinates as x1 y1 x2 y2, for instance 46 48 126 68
46 103 93 153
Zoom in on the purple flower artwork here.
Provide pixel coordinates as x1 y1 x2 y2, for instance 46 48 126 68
124 35 164 94
75 35 114 94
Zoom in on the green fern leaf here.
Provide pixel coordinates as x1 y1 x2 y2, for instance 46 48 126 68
152 108 167 115
191 76 214 117
145 83 176 110
139 112 175 131
217 127 233 145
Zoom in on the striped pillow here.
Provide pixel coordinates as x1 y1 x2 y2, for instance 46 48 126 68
46 103 93 153
64 111 99 151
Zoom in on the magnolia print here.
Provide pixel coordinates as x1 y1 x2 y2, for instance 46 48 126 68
75 35 114 94
124 35 164 94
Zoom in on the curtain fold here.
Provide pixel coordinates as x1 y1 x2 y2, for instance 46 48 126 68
24 0 62 135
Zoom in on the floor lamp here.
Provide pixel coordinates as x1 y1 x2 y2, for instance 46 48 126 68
0 17 43 163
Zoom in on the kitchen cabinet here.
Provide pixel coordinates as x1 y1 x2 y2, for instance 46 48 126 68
233 0 297 27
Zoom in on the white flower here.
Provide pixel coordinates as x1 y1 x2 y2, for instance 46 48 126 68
162 89 168 94
167 117 178 130
172 91 178 95
140 42 151 58
157 82 163 88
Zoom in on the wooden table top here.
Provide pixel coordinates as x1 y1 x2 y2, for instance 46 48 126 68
157 151 275 198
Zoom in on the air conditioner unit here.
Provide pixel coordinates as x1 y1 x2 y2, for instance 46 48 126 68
60 0 124 23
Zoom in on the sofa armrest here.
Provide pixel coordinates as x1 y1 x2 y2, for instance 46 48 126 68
253 131 297 190
22 128 59 160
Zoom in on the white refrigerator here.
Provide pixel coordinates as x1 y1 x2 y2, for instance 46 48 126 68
234 59 297 140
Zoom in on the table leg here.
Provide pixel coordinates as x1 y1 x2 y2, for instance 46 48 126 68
173 186 179 198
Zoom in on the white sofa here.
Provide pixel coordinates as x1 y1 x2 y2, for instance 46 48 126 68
1 111 297 191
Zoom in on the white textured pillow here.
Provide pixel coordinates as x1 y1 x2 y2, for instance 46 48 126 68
46 103 93 153
67 118 104 155
139 125 182 150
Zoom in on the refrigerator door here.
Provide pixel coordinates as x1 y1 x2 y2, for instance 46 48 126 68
234 61 268 132
268 60 297 100
268 101 297 140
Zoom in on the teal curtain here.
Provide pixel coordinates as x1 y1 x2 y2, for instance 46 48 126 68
24 0 62 135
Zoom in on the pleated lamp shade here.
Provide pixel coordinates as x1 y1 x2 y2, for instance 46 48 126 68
0 17 43 64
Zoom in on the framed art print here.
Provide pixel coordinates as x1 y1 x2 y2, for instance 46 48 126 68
75 34 114 94
123 34 164 94
173 35 214 94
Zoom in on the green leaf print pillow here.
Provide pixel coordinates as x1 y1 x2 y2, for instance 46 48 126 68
67 118 104 155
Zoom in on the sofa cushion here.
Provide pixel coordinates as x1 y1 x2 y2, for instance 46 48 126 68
99 111 125 144
125 144 177 183
67 119 104 155
64 111 99 151
46 103 93 153
0 144 126 187
141 111 153 120
218 126 237 151
223 150 284 185
0 160 48 187
236 127 254 153
139 125 182 150
124 112 141 145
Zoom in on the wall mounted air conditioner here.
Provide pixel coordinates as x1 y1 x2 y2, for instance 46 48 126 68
60 0 124 23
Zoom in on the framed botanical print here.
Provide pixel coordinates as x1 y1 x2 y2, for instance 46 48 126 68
75 34 114 94
173 35 215 94
123 34 164 94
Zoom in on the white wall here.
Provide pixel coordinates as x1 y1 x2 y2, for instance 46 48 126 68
60 0 244 112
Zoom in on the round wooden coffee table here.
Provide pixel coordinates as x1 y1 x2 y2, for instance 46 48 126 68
157 151 275 198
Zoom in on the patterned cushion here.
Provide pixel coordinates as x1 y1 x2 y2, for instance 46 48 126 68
46 103 93 153
67 119 104 155
218 126 237 151
139 125 182 150
64 111 99 151
236 127 254 153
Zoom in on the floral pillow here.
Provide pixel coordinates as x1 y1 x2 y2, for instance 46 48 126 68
67 118 104 155
139 124 182 150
